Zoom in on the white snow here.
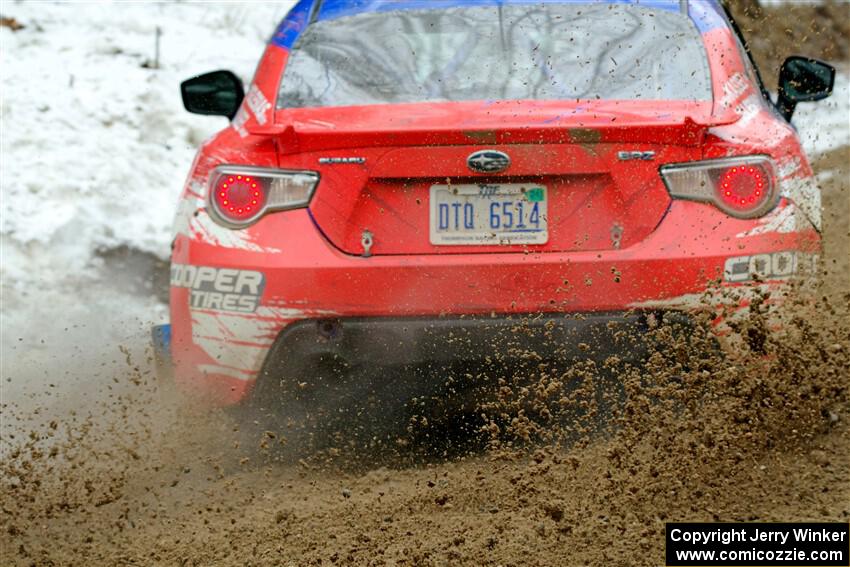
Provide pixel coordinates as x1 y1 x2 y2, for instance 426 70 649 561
0 2 847 415
791 72 850 157
1 2 292 277
0 2 292 411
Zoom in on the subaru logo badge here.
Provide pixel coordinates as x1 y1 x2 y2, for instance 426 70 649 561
467 150 510 173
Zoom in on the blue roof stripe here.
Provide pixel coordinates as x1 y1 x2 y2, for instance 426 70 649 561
688 0 728 33
270 0 726 49
318 0 682 20
270 0 314 49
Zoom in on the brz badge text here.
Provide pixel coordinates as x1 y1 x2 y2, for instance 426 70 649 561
617 151 656 161
318 157 366 164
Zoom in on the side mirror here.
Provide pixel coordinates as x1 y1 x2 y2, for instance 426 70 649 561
180 70 244 120
776 56 835 121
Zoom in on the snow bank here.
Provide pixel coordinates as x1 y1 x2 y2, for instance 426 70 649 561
1 2 292 279
0 2 291 406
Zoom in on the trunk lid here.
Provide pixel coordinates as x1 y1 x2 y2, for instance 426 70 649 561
276 100 713 256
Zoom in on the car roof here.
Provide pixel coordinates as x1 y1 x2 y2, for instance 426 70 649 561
271 0 728 49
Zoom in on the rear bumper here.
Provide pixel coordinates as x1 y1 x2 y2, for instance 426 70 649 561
246 310 698 414
261 311 679 367
169 200 819 406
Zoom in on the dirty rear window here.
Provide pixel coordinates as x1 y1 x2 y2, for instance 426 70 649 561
277 3 713 108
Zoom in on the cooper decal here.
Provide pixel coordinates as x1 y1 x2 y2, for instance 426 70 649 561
244 84 272 125
231 106 249 138
171 264 265 312
733 94 762 127
718 72 750 109
723 251 818 282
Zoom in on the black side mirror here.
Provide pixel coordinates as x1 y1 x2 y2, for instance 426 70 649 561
776 56 835 121
180 70 244 120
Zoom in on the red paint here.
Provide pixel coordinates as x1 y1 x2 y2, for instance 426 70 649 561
169 26 823 406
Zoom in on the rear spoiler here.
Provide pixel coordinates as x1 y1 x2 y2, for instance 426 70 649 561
245 116 720 154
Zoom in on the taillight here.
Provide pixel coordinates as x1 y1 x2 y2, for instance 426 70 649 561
213 173 267 221
207 166 319 228
660 156 778 219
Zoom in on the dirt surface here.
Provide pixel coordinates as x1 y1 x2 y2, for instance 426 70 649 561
728 0 850 85
2 3 849 566
2 281 848 566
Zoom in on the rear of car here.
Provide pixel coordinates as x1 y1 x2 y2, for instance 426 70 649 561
162 0 827 412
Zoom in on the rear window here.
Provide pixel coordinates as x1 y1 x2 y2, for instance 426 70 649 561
277 3 713 108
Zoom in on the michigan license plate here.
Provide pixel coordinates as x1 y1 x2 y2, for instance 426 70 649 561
429 183 548 245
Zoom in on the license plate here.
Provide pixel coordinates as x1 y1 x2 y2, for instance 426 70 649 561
429 183 548 245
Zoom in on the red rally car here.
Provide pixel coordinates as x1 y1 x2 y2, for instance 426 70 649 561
154 0 834 416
